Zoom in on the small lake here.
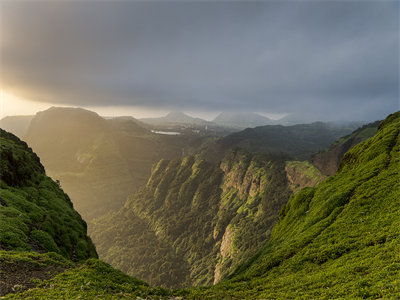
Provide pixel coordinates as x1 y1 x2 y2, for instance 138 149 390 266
151 130 181 135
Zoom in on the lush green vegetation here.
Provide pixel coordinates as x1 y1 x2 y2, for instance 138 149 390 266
0 129 97 260
91 150 292 288
181 111 400 298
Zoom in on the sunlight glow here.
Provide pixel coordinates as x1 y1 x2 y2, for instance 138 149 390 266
0 91 52 119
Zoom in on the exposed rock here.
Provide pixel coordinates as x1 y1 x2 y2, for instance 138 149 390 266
285 161 326 193
220 226 233 260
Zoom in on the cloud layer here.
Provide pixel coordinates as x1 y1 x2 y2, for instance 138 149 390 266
1 1 398 121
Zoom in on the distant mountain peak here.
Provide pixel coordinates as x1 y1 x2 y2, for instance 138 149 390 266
140 111 211 126
165 111 189 118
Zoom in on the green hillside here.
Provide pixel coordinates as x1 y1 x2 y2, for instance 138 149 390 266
91 150 295 288
183 111 400 298
0 129 97 260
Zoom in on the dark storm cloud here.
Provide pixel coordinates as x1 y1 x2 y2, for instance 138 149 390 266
1 1 398 121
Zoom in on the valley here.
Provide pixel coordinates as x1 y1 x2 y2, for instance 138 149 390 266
0 110 398 298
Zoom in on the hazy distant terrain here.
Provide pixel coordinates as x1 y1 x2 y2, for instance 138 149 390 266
22 107 205 220
14 107 356 220
212 112 274 128
0 115 33 138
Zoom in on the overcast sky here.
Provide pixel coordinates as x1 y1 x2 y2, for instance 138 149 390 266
1 1 398 122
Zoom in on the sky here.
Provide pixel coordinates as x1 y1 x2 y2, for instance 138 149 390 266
0 1 398 122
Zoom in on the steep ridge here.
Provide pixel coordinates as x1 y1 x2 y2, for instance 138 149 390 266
185 111 399 298
311 120 380 175
91 150 294 288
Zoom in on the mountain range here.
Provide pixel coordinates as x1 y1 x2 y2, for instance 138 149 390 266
1 107 358 222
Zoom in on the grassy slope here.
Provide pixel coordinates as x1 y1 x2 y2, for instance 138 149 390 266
183 111 399 298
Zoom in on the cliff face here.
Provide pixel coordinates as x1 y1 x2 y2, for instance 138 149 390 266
91 150 293 288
